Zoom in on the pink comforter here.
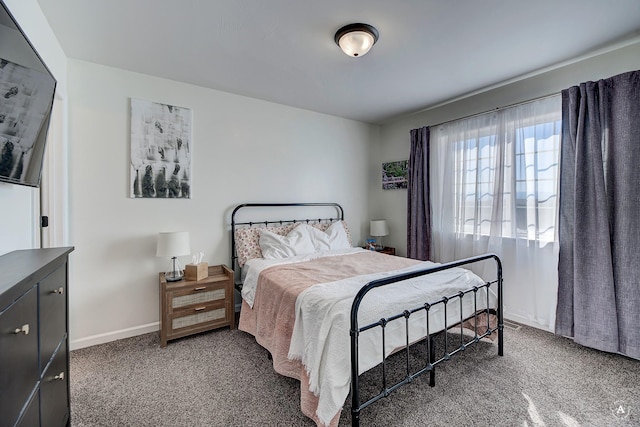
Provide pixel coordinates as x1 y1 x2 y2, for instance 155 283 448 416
238 251 420 426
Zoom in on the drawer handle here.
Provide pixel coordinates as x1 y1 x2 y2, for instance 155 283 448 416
13 324 30 335
194 306 206 311
54 372 65 381
52 287 64 295
194 286 206 291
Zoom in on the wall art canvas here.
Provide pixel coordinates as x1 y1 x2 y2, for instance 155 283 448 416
382 160 408 189
130 98 192 198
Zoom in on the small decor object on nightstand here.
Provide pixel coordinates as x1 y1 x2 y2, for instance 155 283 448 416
156 231 191 282
185 251 208 281
185 262 208 281
366 239 376 250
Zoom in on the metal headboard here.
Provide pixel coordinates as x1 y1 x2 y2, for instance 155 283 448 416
230 203 344 287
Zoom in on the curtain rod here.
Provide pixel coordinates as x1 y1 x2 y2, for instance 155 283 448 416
427 92 561 129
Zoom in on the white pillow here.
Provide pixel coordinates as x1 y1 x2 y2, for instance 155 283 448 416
259 224 316 260
308 221 351 251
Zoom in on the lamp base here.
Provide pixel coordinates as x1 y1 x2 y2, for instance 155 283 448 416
164 256 184 282
164 270 184 282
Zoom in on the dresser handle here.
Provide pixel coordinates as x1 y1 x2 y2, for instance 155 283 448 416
194 286 206 291
54 372 65 381
194 306 206 311
52 287 64 295
13 324 30 335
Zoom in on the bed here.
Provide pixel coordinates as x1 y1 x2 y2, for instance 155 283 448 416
231 203 503 426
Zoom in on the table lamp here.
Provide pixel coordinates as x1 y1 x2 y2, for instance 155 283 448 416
370 220 389 250
156 231 191 282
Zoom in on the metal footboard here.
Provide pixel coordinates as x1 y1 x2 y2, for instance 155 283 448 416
349 253 504 426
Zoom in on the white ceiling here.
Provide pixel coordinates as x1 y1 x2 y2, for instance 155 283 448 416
35 0 640 124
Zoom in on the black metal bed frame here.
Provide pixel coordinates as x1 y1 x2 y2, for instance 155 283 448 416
349 253 503 426
230 203 503 426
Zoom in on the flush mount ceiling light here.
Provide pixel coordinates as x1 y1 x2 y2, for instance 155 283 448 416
334 23 379 57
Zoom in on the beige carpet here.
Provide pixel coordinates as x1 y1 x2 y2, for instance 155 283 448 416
69 323 639 426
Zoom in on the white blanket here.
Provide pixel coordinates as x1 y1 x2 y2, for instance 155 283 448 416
288 261 497 426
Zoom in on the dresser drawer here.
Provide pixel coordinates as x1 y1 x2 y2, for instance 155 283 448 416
15 389 39 427
0 286 39 427
40 342 70 427
39 264 68 367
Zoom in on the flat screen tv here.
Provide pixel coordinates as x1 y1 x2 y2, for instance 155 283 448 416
0 0 56 188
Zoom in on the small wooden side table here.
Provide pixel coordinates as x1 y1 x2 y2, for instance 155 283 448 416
362 246 396 255
377 246 396 255
159 264 234 347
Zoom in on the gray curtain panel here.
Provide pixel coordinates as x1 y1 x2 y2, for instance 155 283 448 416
407 126 431 260
556 70 640 359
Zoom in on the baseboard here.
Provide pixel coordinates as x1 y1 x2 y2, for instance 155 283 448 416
68 315 551 351
70 322 160 351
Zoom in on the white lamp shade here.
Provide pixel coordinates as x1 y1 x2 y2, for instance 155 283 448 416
370 220 389 237
156 231 191 257
338 30 375 57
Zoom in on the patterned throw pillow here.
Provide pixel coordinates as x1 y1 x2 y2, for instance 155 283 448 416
235 224 295 267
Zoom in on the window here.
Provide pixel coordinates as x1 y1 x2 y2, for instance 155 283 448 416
513 120 561 241
432 95 561 243
429 95 562 331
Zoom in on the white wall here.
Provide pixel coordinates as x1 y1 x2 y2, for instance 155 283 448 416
1 0 67 255
3 0 67 94
0 184 39 253
67 59 375 348
370 40 640 330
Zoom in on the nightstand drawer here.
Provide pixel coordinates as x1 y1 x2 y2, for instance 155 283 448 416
171 295 227 318
170 284 227 310
172 307 228 330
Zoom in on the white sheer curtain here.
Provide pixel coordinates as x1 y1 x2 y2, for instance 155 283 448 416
430 95 561 331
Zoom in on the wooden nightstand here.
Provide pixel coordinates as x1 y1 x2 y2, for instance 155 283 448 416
362 246 396 255
159 264 234 347
377 246 395 255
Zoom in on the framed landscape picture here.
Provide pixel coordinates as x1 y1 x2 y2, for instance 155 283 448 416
382 160 408 189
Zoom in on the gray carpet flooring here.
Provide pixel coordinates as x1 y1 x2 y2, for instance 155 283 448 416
70 323 639 426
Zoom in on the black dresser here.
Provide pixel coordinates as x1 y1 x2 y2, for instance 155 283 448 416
0 247 74 427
